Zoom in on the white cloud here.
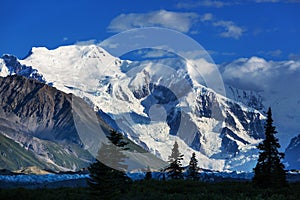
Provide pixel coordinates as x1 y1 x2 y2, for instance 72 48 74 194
201 13 245 39
107 11 244 39
222 56 300 91
107 10 199 33
213 20 244 39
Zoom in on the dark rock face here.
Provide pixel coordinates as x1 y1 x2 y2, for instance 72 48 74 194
0 75 79 144
0 75 108 171
226 85 264 111
194 88 223 121
221 127 249 145
285 134 300 169
0 75 158 171
227 102 264 139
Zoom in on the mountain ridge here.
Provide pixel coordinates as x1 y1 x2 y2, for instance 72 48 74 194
0 75 166 172
0 44 272 171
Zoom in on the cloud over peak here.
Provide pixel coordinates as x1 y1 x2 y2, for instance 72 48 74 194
221 56 300 91
213 20 245 39
107 10 199 33
107 11 245 40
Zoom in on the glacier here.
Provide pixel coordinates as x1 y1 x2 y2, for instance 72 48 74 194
0 44 266 172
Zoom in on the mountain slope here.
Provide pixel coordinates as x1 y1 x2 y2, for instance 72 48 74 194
0 75 166 171
0 133 48 170
0 75 96 171
1 45 266 171
0 75 78 143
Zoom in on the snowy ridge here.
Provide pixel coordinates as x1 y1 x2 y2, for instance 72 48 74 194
0 54 45 82
1 44 266 172
221 56 300 149
225 85 264 111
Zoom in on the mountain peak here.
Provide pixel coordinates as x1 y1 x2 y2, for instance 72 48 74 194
0 44 267 172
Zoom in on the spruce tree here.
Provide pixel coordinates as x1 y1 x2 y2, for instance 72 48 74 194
165 141 184 179
88 130 131 198
187 152 199 180
253 107 286 188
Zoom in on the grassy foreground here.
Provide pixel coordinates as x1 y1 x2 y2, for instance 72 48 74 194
1 180 300 200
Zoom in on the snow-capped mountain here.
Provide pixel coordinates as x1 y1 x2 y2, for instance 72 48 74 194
220 57 300 169
0 74 165 172
0 54 45 82
221 57 300 150
0 44 266 172
225 85 264 111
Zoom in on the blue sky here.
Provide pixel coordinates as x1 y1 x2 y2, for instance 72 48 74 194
1 0 300 63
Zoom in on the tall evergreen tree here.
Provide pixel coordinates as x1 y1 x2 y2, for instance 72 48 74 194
88 130 131 198
187 152 199 180
165 141 184 179
253 107 287 188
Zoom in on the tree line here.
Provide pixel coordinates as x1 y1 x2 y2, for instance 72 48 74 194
88 107 287 198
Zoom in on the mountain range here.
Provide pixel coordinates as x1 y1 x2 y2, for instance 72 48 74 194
0 44 299 171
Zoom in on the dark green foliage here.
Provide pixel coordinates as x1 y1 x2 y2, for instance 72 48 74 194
187 152 199 180
107 130 129 149
87 161 131 199
87 130 131 198
165 141 184 179
253 107 287 188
